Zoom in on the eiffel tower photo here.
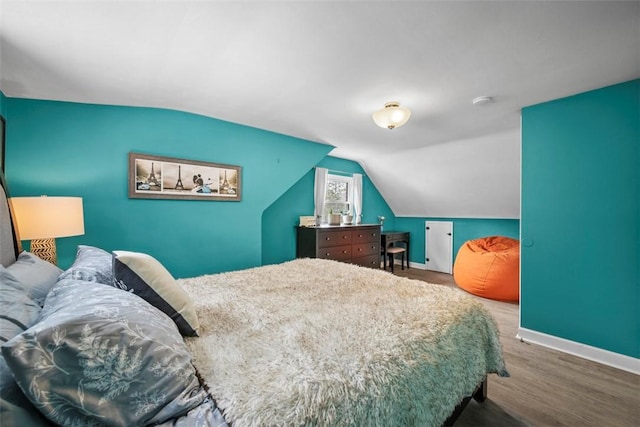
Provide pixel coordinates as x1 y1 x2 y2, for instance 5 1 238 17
147 162 160 186
135 159 162 192
220 170 230 193
174 165 185 190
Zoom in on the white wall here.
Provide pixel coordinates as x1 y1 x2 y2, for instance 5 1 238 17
363 129 521 218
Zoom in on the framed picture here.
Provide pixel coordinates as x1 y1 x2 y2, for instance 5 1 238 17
0 115 5 173
128 152 241 201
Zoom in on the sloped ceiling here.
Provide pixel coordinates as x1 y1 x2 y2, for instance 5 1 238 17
1 1 638 218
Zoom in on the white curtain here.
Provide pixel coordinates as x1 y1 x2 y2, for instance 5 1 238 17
314 167 328 225
353 173 363 224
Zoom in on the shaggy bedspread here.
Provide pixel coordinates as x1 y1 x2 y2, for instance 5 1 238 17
180 258 508 427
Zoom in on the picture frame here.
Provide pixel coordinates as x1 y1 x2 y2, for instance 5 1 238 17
128 152 241 201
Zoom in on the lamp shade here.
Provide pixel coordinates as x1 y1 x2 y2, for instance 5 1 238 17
10 196 84 240
372 102 412 129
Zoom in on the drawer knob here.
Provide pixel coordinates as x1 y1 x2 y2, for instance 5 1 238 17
343 250 348 254
326 253 331 256
358 234 363 237
326 237 331 241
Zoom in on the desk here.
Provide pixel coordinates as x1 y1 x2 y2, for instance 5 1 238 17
382 231 410 270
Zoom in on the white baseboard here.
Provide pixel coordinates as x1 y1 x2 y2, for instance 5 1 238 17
386 258 448 272
517 327 640 375
408 261 426 269
386 259 426 269
409 261 453 274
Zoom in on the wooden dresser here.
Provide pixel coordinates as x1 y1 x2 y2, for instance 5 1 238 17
296 224 381 269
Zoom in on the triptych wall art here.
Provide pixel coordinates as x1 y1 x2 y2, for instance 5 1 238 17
128 152 241 201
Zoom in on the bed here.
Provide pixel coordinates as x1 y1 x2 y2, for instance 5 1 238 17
0 173 508 426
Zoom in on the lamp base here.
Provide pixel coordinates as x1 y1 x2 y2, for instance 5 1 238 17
30 238 57 265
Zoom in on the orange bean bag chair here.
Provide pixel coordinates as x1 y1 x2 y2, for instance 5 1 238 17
453 236 519 302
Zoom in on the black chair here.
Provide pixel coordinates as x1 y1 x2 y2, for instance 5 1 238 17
385 246 406 273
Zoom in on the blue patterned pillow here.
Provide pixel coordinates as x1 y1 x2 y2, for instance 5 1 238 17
2 279 208 426
58 245 113 285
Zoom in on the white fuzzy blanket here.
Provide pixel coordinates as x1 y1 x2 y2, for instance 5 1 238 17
180 259 507 427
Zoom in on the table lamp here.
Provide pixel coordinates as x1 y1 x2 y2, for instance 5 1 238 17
9 196 84 265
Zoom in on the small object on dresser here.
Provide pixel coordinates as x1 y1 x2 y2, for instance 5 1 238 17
328 213 342 225
299 216 316 227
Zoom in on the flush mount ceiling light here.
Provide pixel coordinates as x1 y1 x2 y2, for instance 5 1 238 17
472 96 494 106
372 102 412 130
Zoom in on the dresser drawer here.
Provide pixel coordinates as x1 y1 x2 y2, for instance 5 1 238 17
352 254 381 268
352 229 380 244
318 245 352 261
352 242 379 257
318 230 352 248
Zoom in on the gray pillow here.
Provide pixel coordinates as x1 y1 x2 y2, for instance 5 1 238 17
0 284 41 344
0 251 63 306
58 245 113 285
2 279 208 427
0 281 49 427
0 390 51 427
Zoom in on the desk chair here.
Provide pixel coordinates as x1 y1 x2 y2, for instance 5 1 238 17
385 246 407 273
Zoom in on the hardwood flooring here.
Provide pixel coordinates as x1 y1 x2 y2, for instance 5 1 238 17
391 267 640 427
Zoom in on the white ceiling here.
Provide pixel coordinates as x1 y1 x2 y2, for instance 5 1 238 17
1 1 638 218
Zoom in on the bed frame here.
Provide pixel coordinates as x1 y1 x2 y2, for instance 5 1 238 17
0 172 21 266
444 379 487 425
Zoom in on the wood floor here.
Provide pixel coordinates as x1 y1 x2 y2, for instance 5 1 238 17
391 267 640 427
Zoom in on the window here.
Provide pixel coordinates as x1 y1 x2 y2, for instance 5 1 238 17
322 174 353 222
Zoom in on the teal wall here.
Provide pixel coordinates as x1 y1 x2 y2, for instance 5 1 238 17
262 156 394 265
395 217 519 265
0 91 6 117
4 98 334 277
521 79 639 358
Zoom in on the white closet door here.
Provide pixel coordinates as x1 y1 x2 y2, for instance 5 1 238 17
425 221 453 273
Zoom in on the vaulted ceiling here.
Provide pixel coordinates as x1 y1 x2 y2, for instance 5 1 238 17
1 1 638 218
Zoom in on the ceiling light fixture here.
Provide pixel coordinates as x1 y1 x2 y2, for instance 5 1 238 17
472 96 493 106
372 102 412 130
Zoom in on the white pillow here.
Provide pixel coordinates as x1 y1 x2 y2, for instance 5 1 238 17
112 250 200 336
